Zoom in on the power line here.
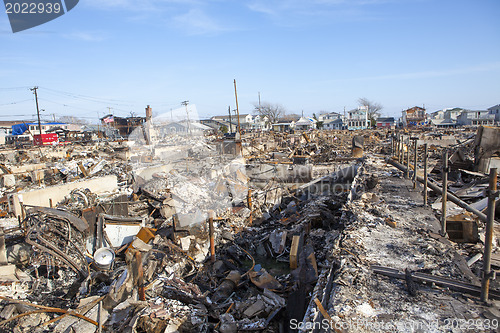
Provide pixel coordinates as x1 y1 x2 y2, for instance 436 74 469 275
39 86 135 106
38 97 100 113
0 114 34 117
0 99 33 107
30 86 42 136
0 87 31 91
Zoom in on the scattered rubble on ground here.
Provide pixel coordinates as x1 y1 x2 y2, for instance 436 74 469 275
0 127 499 332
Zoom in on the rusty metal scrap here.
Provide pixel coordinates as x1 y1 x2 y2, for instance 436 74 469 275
0 128 498 332
24 207 89 278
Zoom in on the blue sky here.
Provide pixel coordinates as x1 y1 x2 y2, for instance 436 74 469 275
1 0 499 122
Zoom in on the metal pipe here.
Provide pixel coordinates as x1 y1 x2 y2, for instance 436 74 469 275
399 136 403 163
413 139 418 189
247 189 253 225
400 135 403 161
395 135 398 159
372 265 500 300
208 211 215 263
96 215 103 249
391 136 394 157
135 251 145 301
98 301 103 333
234 79 241 137
423 143 428 206
100 214 143 223
441 150 448 236
481 168 498 302
398 136 402 163
386 158 489 222
405 138 410 178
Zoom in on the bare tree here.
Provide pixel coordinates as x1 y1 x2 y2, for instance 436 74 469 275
253 102 285 123
358 97 383 125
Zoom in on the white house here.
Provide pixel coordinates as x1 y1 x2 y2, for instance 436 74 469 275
430 110 444 120
323 118 345 130
347 106 369 130
212 114 254 130
487 104 500 124
294 117 316 130
252 115 270 130
319 112 343 122
457 110 495 126
272 121 295 132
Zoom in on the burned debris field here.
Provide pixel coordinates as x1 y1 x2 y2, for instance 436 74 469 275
0 124 499 333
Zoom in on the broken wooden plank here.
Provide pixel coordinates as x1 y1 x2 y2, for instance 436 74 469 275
313 298 343 333
78 162 89 177
290 235 300 269
279 231 287 254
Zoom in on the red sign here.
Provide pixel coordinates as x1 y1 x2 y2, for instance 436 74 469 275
33 133 58 146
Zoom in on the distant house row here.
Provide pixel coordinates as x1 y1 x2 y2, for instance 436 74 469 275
2 103 498 145
198 103 499 133
429 105 499 127
399 104 500 128
201 106 373 133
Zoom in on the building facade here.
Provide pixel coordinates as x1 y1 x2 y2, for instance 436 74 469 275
294 117 316 131
457 110 495 126
402 106 427 127
212 114 254 130
323 118 345 130
376 117 395 129
347 106 369 130
487 104 500 124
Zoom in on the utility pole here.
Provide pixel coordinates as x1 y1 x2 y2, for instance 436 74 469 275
181 101 191 134
481 168 498 302
228 106 233 134
233 80 241 136
423 143 428 206
344 106 346 130
441 150 449 236
31 86 42 136
258 92 261 114
412 137 418 188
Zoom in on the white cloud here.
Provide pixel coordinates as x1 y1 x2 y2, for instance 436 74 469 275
245 0 419 22
82 0 203 12
173 8 224 35
82 0 159 11
82 0 226 35
246 2 278 15
63 31 107 41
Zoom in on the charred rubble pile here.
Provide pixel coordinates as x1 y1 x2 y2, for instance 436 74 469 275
0 135 358 333
387 127 500 286
302 153 499 332
3 126 497 332
244 131 382 165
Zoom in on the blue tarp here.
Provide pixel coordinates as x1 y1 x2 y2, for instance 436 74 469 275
11 122 66 135
11 123 28 135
